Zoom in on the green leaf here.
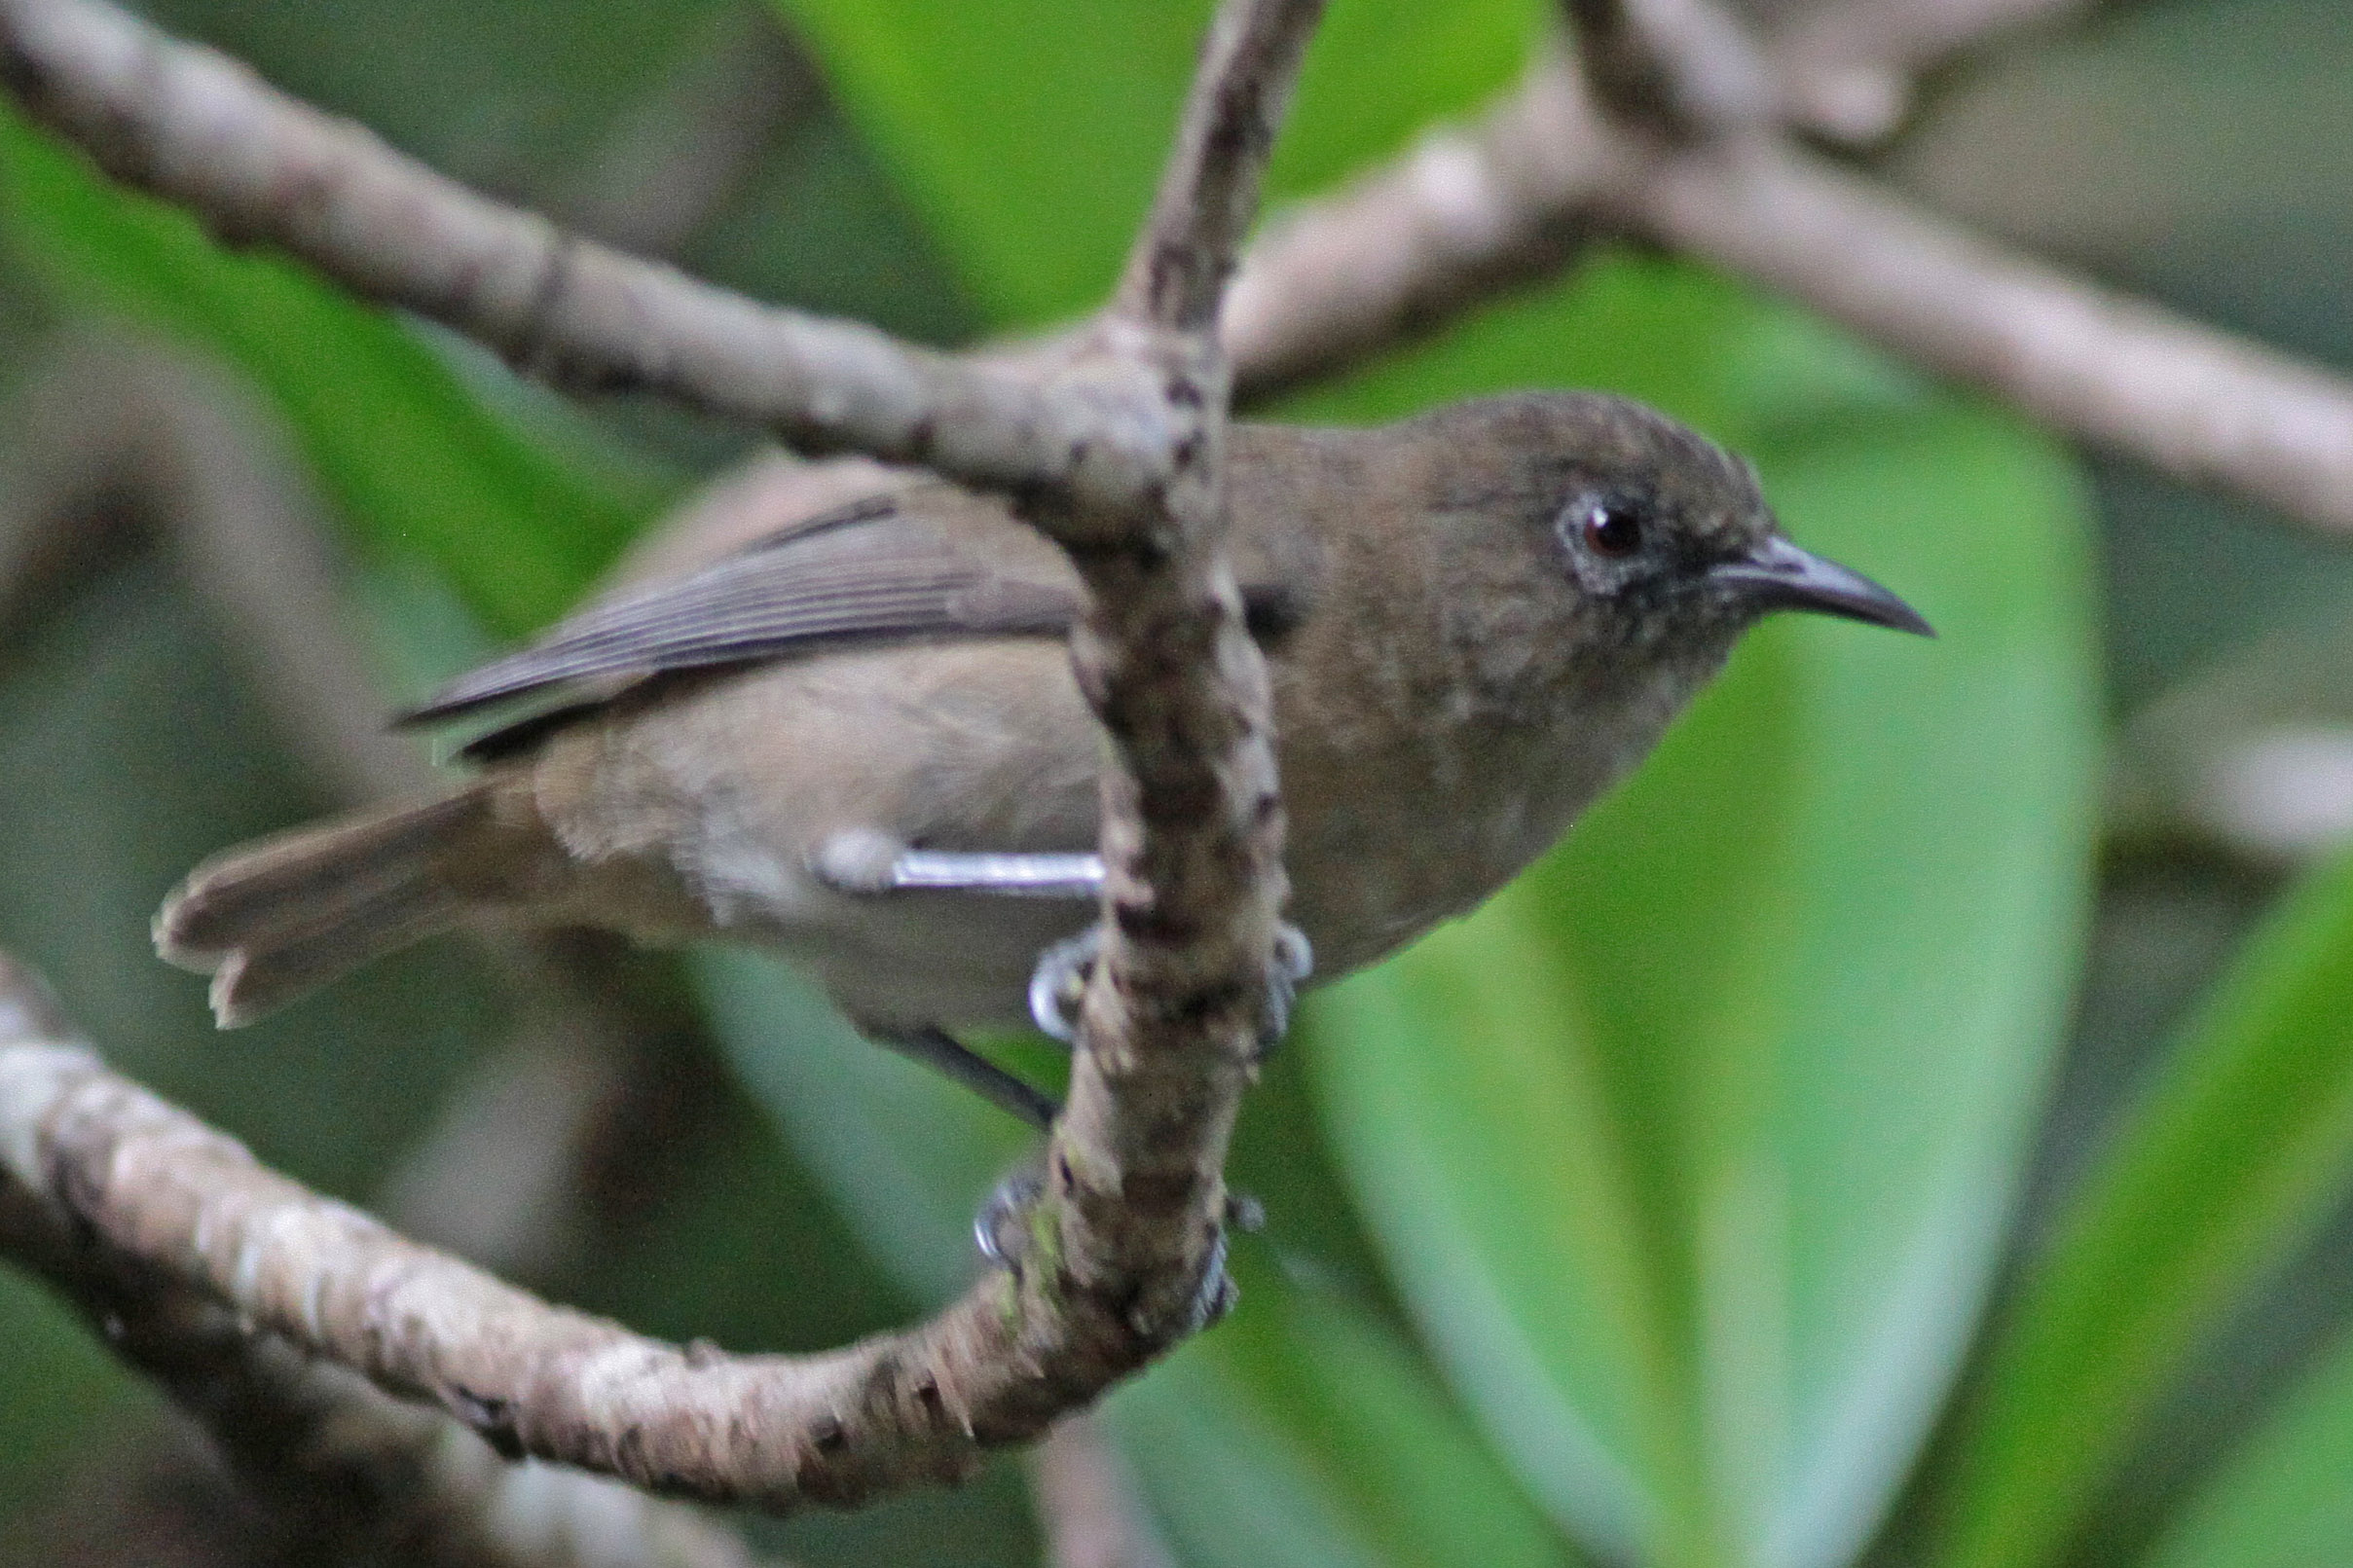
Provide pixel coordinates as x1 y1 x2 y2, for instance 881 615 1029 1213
0 107 663 638
2142 1320 2353 1568
768 0 1542 327
0 1269 153 1530
1116 1248 1575 1568
1937 844 2353 1568
1305 265 2095 1568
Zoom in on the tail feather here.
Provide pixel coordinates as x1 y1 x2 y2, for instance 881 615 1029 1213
157 788 498 1027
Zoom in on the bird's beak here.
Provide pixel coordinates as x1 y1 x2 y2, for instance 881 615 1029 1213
1711 535 1934 637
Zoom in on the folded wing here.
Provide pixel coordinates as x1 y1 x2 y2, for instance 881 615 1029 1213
401 489 1082 729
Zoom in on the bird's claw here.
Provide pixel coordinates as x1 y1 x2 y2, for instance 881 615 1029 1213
1026 927 1101 1044
1026 922 1314 1059
974 1158 1045 1267
1259 923 1314 1056
974 1157 1256 1333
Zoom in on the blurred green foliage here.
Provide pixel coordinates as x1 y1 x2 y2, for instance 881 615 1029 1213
0 110 666 638
0 4 2349 1568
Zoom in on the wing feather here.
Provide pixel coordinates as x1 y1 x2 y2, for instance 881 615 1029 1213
399 492 1079 728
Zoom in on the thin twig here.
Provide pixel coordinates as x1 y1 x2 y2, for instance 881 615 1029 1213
1222 50 1603 399
1118 0 1327 331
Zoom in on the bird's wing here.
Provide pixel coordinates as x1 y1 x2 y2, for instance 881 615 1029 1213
398 488 1081 729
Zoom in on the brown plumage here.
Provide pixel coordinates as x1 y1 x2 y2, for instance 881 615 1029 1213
157 391 1927 1045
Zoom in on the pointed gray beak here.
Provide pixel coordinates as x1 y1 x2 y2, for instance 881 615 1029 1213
1711 535 1934 637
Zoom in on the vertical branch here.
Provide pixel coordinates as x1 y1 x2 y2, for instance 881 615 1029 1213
1117 0 1327 333
1033 0 1326 1345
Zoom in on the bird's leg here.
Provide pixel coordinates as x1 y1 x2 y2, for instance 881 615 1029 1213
860 1026 1080 1273
830 834 1297 1279
818 834 1311 1047
866 1024 1059 1131
1026 926 1104 1046
814 833 1106 900
884 849 1106 898
1027 922 1315 1058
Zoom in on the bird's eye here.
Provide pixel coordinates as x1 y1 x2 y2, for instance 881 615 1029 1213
1580 500 1643 558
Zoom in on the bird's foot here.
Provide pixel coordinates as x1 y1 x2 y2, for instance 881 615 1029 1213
974 1156 1263 1333
1026 927 1100 1044
1260 924 1314 1055
974 1155 1046 1267
1027 922 1314 1058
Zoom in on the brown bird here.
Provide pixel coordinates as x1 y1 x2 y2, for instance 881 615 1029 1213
156 391 1928 1127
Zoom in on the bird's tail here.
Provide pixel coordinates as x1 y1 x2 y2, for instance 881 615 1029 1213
156 785 505 1027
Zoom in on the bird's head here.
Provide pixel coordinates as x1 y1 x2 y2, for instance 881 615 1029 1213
1399 391 1929 710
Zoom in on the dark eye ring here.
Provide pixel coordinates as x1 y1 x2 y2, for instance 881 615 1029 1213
1579 499 1643 558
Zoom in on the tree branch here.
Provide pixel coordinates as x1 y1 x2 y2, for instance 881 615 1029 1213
0 0 1321 1520
14 0 2346 541
1222 19 2353 536
0 0 1147 509
1118 0 1326 331
1598 132 2353 533
1222 50 1605 399
0 959 781 1568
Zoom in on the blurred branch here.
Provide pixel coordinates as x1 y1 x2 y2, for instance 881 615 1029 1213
0 0 1320 1517
1562 0 1779 137
1601 133 2353 533
0 332 433 802
1027 1417 1176 1568
0 958 782 1568
1221 53 1603 399
1225 2 2353 537
1769 0 2100 141
550 4 819 262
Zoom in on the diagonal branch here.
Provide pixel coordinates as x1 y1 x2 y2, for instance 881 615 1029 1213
0 0 1132 508
0 962 781 1568
1221 48 1603 399
1598 132 2353 532
1222 28 2353 536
